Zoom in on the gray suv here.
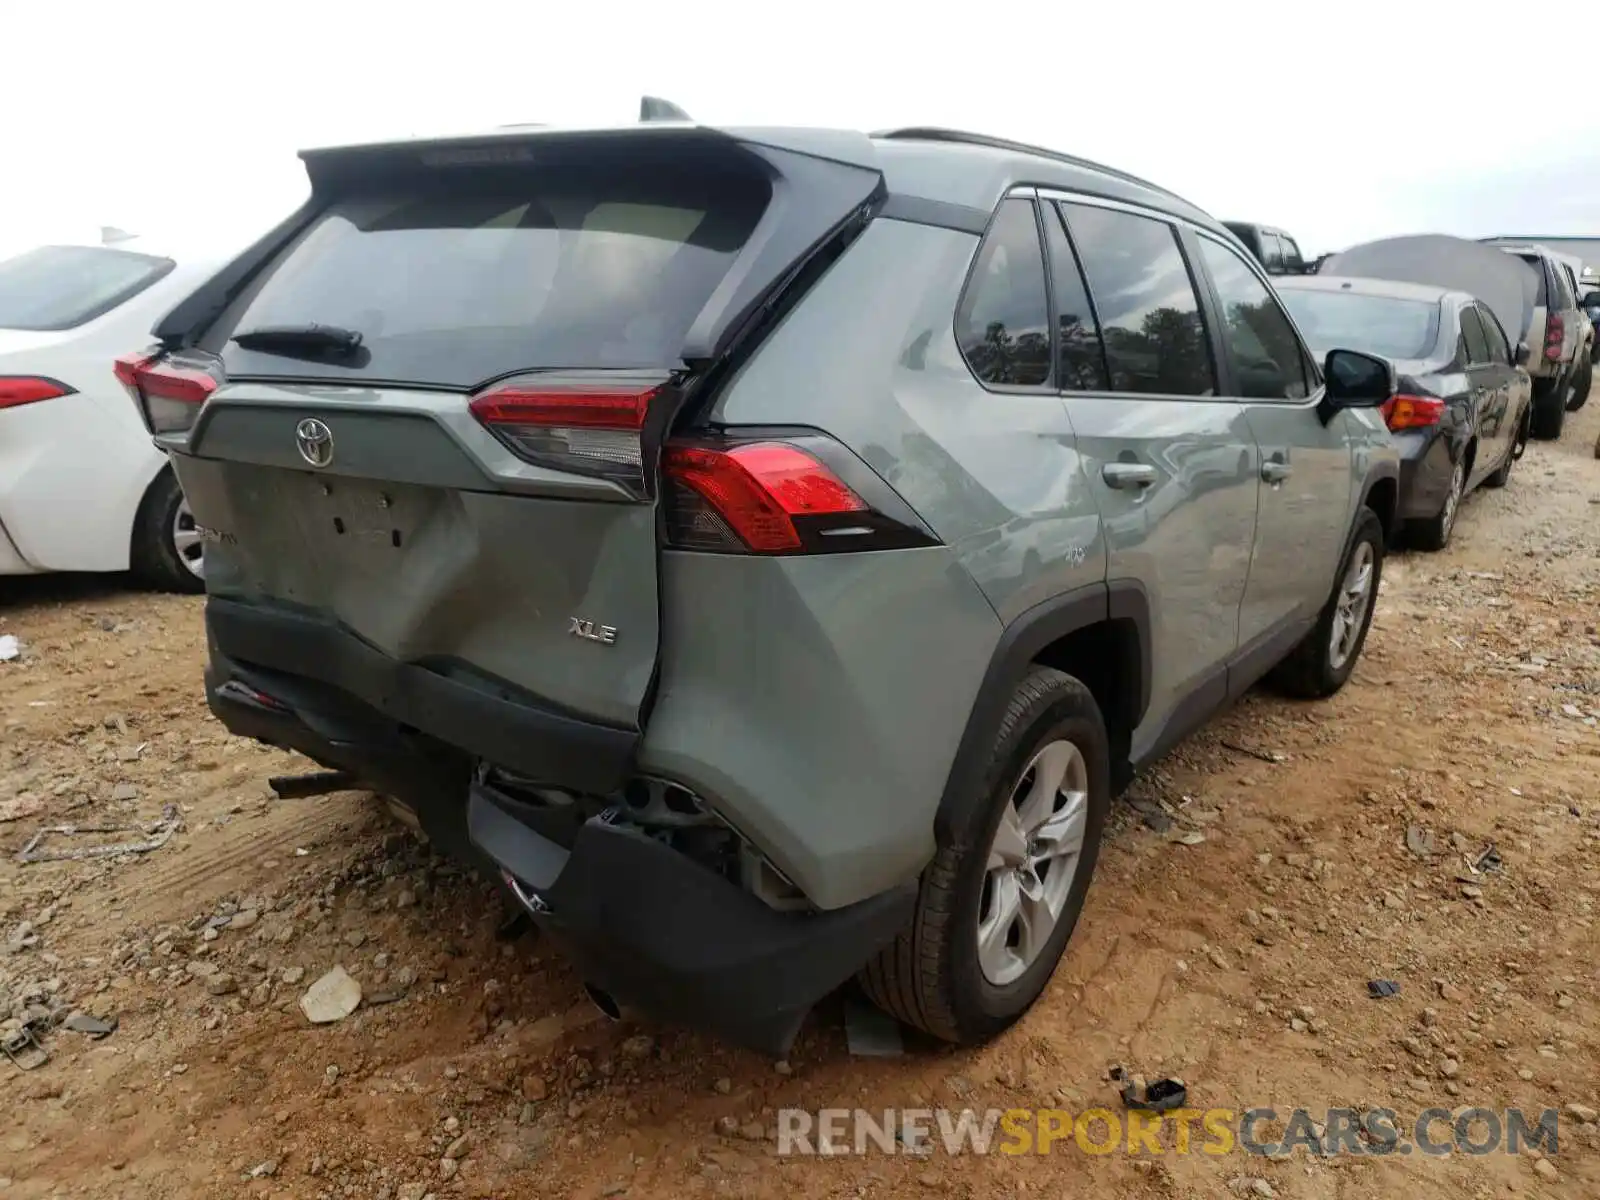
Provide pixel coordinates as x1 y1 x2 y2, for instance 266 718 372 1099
119 114 1401 1054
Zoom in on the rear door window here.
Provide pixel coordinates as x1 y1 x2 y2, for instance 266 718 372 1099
210 169 770 388
1460 306 1491 364
1040 204 1110 391
1476 304 1511 363
0 245 176 331
1059 202 1216 397
955 198 1053 387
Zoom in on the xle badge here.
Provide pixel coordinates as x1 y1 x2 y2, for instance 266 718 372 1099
568 617 618 646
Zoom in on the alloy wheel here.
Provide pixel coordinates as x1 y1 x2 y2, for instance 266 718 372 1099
172 497 205 580
1329 540 1376 671
1438 460 1464 541
977 738 1091 986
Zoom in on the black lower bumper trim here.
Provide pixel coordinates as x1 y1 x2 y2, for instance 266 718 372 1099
469 785 915 1055
206 597 637 795
206 652 488 868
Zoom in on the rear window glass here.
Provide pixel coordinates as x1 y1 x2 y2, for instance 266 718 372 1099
1514 254 1550 306
1278 288 1441 360
0 245 175 331
213 171 769 388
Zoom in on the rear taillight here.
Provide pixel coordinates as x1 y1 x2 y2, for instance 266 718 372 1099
1380 394 1446 432
469 380 660 492
1544 313 1565 361
662 439 930 555
0 376 75 410
114 349 219 434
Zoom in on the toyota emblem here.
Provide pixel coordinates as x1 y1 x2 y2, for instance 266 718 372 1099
295 417 335 468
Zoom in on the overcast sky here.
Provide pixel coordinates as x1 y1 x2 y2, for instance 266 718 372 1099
6 1 1600 264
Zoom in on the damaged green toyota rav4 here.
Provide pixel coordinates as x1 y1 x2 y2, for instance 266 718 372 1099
119 104 1400 1055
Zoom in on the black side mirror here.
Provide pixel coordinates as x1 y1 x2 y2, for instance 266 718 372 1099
1581 290 1600 309
1318 348 1395 424
1513 341 1532 367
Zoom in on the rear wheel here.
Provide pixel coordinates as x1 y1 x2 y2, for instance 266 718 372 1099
131 471 205 594
1409 455 1465 551
1485 413 1526 488
1530 376 1567 439
858 667 1108 1045
1269 508 1384 699
1567 347 1591 411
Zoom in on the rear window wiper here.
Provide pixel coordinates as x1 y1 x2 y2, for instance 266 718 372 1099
231 323 364 357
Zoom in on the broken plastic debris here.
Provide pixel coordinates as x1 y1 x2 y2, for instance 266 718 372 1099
2 1023 48 1070
17 806 181 864
1110 1065 1188 1111
62 1012 118 1038
843 998 904 1057
1367 980 1401 999
0 634 19 662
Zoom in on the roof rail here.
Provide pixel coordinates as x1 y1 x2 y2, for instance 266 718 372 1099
640 95 692 122
871 127 1193 207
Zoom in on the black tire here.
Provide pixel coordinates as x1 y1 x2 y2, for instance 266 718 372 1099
131 470 205 594
1268 507 1385 700
858 667 1109 1045
1529 376 1567 440
1407 453 1464 552
1567 347 1591 412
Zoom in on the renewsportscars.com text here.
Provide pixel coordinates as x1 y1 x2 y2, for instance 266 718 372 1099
775 1106 1562 1158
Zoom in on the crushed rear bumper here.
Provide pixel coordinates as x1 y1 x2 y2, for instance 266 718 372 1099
206 596 636 795
203 597 915 1055
469 785 914 1055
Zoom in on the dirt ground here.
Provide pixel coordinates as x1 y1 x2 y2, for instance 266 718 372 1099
4 406 1599 1200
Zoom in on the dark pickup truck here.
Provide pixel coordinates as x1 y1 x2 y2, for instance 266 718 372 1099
1223 221 1310 276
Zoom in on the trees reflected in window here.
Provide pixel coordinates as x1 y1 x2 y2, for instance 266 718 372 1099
1195 237 1309 399
1042 203 1110 392
955 198 1052 387
1059 202 1215 397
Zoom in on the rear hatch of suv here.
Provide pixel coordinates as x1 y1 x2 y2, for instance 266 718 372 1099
129 124 886 795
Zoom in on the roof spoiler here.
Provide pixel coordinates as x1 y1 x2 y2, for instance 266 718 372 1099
501 97 691 128
152 119 887 365
639 95 691 122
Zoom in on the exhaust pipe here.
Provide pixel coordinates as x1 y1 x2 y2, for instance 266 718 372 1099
584 983 623 1021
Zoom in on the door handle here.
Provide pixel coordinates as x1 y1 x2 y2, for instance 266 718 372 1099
1261 459 1292 484
1102 462 1157 489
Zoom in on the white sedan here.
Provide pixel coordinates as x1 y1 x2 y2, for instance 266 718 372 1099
0 238 223 591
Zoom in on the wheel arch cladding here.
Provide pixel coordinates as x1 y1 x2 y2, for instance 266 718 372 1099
1360 469 1399 540
933 582 1150 841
